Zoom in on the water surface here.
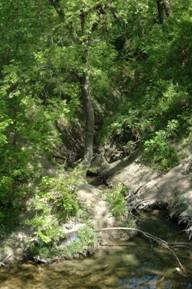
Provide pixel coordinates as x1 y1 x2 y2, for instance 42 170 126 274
1 210 192 289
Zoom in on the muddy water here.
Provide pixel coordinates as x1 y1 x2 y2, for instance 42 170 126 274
0 210 192 289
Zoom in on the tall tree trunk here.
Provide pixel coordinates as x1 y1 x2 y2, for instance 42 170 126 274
157 0 165 24
156 0 171 24
163 0 171 17
80 72 95 167
49 1 95 167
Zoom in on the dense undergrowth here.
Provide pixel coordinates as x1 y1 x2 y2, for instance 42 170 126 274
0 0 192 254
27 168 84 242
101 14 192 170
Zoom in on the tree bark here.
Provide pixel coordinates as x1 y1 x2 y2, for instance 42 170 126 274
157 0 165 24
80 72 95 167
156 0 171 24
163 0 171 17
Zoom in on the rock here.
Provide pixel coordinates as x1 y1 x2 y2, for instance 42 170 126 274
0 230 31 264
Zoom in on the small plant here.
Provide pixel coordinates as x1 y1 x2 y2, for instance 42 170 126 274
62 225 97 257
106 184 128 218
78 225 97 247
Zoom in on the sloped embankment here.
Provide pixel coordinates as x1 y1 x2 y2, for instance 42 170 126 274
77 184 115 230
76 184 134 243
110 157 192 238
0 184 126 265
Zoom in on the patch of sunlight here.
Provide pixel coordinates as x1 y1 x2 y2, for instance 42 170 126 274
122 253 139 266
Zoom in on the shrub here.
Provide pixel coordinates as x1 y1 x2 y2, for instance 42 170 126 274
143 120 179 172
106 184 128 217
27 166 85 246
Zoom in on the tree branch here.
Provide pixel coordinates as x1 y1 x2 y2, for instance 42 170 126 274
100 227 186 273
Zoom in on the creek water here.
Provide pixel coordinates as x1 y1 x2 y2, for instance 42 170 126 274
0 210 192 289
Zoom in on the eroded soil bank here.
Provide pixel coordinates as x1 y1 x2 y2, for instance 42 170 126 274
109 156 192 239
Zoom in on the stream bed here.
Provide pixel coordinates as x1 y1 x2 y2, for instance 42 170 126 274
0 210 192 289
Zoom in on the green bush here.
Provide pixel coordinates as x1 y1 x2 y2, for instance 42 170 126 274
143 120 179 172
28 225 97 260
62 225 97 257
107 185 128 217
27 167 84 246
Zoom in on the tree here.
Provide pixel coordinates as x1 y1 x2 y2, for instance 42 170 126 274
47 0 131 166
0 0 61 208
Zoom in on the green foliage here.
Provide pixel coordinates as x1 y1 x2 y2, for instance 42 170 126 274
0 73 61 207
0 0 192 245
99 2 192 167
107 185 128 217
143 132 177 171
28 224 97 260
143 120 179 171
39 172 81 220
27 167 84 246
62 226 97 257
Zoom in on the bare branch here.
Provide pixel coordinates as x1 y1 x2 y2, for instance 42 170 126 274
100 227 186 273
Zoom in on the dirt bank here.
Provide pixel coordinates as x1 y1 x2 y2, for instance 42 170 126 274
110 156 192 238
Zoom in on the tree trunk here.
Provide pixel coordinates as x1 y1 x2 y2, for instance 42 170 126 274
81 72 95 167
157 0 165 24
156 0 171 24
49 1 95 167
163 0 171 17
